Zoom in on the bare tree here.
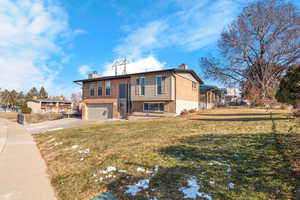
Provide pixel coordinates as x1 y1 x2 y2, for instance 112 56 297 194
200 0 300 103
70 92 82 104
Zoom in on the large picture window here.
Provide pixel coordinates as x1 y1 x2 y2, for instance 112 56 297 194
89 83 95 96
97 81 102 96
143 103 164 112
105 80 111 96
156 76 162 95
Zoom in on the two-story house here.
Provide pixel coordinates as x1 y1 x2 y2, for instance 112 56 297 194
74 65 203 120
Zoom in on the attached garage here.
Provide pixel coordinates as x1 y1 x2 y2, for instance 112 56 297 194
86 103 113 120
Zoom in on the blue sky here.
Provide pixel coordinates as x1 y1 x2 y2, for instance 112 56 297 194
1 0 299 96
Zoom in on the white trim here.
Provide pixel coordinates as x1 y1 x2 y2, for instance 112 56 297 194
176 100 198 114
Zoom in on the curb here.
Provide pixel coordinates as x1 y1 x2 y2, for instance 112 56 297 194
0 119 8 155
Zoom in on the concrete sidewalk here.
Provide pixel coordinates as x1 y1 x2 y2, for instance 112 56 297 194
25 118 101 134
0 118 56 200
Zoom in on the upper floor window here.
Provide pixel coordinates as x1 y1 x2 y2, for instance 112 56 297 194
105 80 111 96
119 83 127 99
135 78 140 95
97 81 102 96
156 76 162 95
192 81 197 89
89 83 95 96
140 77 145 96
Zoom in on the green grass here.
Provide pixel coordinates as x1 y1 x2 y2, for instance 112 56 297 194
34 108 300 200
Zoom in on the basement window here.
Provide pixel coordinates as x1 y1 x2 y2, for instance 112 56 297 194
143 103 164 112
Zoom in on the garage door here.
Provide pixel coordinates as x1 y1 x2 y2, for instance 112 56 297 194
87 103 113 120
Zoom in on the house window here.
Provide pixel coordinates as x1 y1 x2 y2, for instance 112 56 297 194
143 103 164 112
119 83 127 98
89 83 95 96
97 81 102 96
140 77 145 96
105 80 111 96
192 81 197 89
135 78 140 95
156 76 162 95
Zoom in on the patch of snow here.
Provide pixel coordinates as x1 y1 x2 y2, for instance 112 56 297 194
125 179 150 196
53 142 63 146
154 165 160 172
146 170 153 174
118 170 127 173
106 166 117 172
98 166 117 175
227 168 232 173
78 148 90 154
71 145 79 149
98 170 108 174
233 153 240 158
209 181 215 185
105 174 116 179
80 158 85 161
228 183 235 189
208 161 224 166
48 127 63 131
65 145 79 151
136 167 146 172
179 177 212 200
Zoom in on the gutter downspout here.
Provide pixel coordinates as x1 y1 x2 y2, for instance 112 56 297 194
171 72 177 114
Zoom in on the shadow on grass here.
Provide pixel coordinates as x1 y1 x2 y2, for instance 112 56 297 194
191 117 286 122
104 132 300 200
197 113 281 117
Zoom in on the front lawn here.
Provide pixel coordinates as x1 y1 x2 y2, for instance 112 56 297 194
34 108 300 200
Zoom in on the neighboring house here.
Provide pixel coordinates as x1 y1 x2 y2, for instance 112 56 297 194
74 65 203 120
199 85 223 109
27 99 72 114
218 88 243 105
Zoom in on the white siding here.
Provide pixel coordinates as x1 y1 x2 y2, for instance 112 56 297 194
176 100 198 115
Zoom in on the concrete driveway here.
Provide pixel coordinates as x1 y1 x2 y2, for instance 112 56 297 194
0 118 56 200
25 118 101 134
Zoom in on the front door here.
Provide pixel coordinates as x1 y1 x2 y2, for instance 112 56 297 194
119 83 131 118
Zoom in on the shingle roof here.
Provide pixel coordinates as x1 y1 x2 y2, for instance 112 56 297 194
200 85 218 90
73 68 204 84
27 99 71 103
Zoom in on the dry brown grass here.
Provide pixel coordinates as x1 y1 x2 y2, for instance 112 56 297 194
34 108 300 200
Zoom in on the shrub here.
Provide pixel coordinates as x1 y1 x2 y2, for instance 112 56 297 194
21 106 32 114
189 109 197 113
180 109 189 115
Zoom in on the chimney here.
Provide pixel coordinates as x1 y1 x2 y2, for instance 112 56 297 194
88 71 101 79
178 63 188 70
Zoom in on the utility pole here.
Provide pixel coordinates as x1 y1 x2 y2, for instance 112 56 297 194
112 58 130 75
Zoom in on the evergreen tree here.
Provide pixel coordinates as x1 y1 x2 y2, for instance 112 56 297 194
276 64 300 115
26 87 39 99
39 87 48 99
